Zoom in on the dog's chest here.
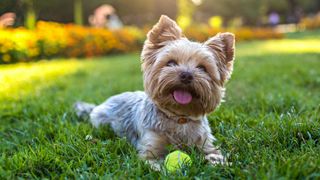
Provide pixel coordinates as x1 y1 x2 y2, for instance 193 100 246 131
162 121 203 146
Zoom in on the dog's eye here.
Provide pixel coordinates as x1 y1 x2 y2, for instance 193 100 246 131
167 59 178 67
197 65 207 72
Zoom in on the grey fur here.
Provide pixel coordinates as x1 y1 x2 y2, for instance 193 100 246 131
74 91 225 169
73 101 96 119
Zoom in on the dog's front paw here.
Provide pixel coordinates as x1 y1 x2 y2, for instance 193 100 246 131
146 160 162 171
205 153 226 165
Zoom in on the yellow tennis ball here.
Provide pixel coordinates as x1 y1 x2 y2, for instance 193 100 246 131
164 150 192 172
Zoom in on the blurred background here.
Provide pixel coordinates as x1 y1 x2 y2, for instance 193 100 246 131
2 0 320 27
1 1 320 178
0 0 320 63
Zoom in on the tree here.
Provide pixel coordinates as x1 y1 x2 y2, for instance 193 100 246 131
198 0 319 26
0 0 17 14
23 0 36 29
199 0 267 25
177 0 195 29
74 0 83 25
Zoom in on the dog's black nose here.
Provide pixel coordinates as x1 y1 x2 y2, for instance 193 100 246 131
179 72 193 84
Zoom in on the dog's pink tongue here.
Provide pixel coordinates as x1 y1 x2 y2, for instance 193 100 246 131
173 90 192 105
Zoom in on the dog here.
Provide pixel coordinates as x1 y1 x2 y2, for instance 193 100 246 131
74 15 235 170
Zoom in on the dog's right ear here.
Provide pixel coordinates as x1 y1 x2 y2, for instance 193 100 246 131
141 15 183 71
147 15 184 46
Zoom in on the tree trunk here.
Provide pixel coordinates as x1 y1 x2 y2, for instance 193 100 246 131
177 0 195 29
25 0 36 29
287 0 298 23
74 0 83 25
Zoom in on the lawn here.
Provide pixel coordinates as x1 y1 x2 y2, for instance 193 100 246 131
1 31 320 179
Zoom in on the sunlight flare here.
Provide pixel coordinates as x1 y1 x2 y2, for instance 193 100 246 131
0 60 82 100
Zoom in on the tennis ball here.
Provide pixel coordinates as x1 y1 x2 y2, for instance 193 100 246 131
164 150 192 172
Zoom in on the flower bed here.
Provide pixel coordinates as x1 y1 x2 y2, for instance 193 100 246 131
299 13 320 30
0 21 283 63
184 26 283 42
0 21 144 63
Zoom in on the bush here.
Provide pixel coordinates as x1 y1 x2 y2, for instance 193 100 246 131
299 13 320 30
0 21 283 64
184 26 283 42
0 28 39 63
0 21 144 63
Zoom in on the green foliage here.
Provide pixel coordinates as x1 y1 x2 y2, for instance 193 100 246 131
0 32 320 178
0 22 145 63
1 0 320 27
23 0 36 29
177 0 195 29
0 0 18 14
0 21 284 64
199 0 319 25
73 0 83 25
199 0 265 24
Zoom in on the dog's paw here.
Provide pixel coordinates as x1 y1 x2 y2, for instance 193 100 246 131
205 153 226 165
146 160 162 171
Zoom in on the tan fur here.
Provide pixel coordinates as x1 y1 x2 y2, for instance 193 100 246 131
146 15 184 47
138 16 235 169
142 15 235 117
204 32 235 84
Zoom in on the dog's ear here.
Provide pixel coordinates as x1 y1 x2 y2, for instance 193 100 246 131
205 32 235 84
147 15 183 46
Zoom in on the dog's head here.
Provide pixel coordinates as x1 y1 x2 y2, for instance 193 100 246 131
141 15 235 117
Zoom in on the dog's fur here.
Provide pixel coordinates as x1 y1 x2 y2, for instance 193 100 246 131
74 15 235 170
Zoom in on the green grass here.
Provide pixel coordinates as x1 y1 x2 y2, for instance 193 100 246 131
1 31 320 179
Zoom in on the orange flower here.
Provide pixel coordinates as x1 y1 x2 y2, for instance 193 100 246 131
0 21 283 64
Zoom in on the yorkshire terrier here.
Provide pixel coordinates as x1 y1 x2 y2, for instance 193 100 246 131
74 15 235 170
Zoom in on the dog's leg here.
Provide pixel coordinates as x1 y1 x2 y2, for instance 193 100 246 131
197 134 226 165
137 130 168 171
89 103 115 128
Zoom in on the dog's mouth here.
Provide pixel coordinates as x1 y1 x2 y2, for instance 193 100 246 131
172 89 193 105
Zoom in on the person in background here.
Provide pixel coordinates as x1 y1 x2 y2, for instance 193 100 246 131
268 11 280 27
0 12 16 28
89 4 123 29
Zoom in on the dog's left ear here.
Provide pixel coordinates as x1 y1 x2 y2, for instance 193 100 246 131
146 15 184 46
205 32 235 84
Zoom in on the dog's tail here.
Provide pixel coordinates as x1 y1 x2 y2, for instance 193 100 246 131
73 101 96 119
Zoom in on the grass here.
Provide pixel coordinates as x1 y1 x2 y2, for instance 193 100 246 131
1 30 320 179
